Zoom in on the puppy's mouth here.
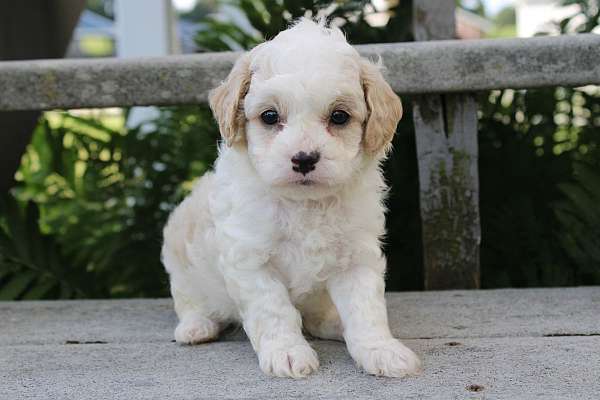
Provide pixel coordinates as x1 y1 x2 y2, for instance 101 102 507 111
291 178 317 186
276 175 333 187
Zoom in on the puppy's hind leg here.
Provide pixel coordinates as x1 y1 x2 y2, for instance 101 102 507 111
162 177 233 345
163 247 224 345
172 288 221 345
299 289 344 341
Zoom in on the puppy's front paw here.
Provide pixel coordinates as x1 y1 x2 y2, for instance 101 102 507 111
258 342 319 379
349 338 422 378
174 316 219 344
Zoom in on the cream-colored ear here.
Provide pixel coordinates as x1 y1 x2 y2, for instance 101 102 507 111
209 53 252 145
360 59 403 155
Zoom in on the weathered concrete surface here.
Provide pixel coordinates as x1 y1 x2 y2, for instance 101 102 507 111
1 288 600 399
3 337 600 400
0 34 599 111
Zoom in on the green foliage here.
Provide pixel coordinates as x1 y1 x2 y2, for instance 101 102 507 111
195 0 414 51
1 107 219 299
477 86 600 287
475 0 600 285
494 6 516 27
475 0 598 286
559 0 599 33
195 19 262 51
0 196 86 299
554 161 600 283
179 0 219 21
488 5 516 38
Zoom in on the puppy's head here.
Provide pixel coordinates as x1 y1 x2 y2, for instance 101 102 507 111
209 19 402 199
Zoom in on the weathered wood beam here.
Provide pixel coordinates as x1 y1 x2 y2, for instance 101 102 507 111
412 0 481 289
0 34 599 111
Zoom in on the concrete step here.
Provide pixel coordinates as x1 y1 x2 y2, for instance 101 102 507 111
2 287 599 399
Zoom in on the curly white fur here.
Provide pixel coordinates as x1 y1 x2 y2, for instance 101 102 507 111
162 19 422 379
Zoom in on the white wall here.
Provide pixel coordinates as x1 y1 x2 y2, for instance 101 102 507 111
114 0 180 128
115 0 179 57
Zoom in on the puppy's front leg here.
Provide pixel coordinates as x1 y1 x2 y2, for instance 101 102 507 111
327 260 422 378
224 268 318 378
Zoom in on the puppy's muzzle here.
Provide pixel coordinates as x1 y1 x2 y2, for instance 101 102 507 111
291 151 320 176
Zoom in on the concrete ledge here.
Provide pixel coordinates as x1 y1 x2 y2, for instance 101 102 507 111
2 287 600 399
1 34 599 111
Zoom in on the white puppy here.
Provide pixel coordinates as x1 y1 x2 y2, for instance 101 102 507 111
162 19 422 379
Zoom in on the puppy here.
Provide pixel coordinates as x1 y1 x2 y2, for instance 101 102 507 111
162 19 422 378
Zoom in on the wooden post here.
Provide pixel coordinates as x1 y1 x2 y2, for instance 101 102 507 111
412 0 481 289
0 0 84 193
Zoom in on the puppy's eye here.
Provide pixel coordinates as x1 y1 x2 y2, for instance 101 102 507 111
330 110 350 125
261 110 279 125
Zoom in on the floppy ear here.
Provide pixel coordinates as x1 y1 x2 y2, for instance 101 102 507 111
360 59 403 155
209 53 252 146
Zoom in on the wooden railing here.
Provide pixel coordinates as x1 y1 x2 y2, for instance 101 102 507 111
1 34 597 111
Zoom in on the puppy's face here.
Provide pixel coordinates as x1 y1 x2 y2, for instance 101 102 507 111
209 20 402 199
243 68 367 195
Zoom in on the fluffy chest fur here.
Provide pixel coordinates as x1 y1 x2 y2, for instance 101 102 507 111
271 198 353 300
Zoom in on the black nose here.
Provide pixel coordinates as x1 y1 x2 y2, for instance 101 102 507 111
291 151 320 175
